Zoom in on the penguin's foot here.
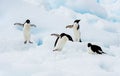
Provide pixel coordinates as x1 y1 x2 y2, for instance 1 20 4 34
53 49 61 51
24 41 27 44
29 41 33 44
53 49 58 51
80 39 82 42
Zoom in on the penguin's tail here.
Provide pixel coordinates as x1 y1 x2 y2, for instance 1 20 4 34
102 51 107 55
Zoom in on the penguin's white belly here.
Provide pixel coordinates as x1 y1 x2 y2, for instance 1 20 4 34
73 29 80 41
23 24 31 41
88 47 94 54
54 36 67 50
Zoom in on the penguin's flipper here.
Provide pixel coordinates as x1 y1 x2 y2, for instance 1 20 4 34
54 37 59 47
14 23 24 26
96 50 106 55
30 24 36 27
98 47 106 54
66 25 73 28
51 34 60 38
96 50 102 54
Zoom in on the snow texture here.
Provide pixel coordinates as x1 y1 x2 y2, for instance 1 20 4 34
0 0 120 76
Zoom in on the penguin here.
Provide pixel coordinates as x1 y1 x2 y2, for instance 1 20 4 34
14 19 36 44
66 19 82 42
87 43 106 54
51 33 73 51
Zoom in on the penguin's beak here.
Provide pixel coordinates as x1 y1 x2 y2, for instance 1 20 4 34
66 25 73 28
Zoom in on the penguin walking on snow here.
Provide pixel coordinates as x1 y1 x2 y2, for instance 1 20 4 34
14 19 36 44
66 19 82 42
51 33 73 51
87 43 106 54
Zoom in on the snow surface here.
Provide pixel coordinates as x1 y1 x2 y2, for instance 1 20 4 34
0 0 120 76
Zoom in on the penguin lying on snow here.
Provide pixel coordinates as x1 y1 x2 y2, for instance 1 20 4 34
87 43 106 54
66 19 82 42
51 33 73 51
14 19 36 44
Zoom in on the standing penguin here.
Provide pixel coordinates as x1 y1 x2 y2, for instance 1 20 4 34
14 19 36 44
66 19 82 42
51 33 73 51
87 43 106 54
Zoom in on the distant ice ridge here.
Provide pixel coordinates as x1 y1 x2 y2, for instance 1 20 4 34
23 0 107 19
64 0 107 19
99 0 120 22
1 0 120 22
22 0 120 22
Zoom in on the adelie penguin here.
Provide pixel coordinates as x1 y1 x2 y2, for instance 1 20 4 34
14 19 36 44
66 19 82 42
87 43 106 55
51 33 73 51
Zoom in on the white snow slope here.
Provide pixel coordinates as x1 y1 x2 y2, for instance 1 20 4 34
0 0 120 76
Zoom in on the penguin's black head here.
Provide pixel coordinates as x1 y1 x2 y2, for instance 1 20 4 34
74 19 80 23
88 43 92 47
26 19 30 23
60 33 73 42
67 35 73 41
60 33 66 37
